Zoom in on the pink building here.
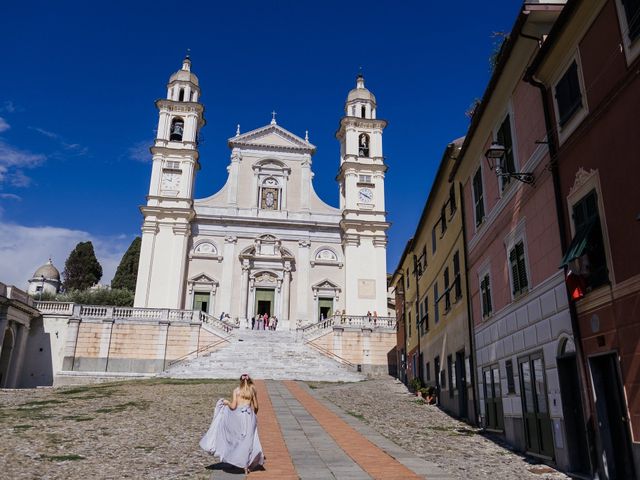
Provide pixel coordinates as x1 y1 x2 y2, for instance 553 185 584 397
449 3 585 472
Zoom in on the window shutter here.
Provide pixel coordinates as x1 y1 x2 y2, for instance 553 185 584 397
516 242 528 290
480 277 487 316
486 276 492 313
510 247 519 294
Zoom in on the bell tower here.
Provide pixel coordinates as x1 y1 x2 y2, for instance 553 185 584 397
337 74 389 315
134 55 206 308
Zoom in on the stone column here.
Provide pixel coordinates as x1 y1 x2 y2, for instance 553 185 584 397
171 224 191 310
7 322 30 388
220 236 237 315
227 151 241 206
0 305 8 357
282 266 291 325
134 222 158 308
296 240 311 324
239 261 250 323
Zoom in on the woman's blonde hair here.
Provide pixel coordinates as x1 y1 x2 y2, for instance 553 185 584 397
238 374 259 414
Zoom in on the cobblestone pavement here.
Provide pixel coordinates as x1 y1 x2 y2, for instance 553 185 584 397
0 379 235 479
311 377 571 480
1 377 572 479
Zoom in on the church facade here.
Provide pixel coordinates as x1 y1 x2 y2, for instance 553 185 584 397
134 57 389 330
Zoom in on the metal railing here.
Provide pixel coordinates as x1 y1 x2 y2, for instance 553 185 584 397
305 340 357 369
166 336 231 368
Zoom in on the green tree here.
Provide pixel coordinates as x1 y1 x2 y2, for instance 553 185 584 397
111 236 141 291
62 241 103 291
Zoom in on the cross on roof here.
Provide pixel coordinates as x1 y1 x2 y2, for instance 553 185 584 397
271 110 277 125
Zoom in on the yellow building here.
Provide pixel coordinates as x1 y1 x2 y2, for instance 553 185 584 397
393 138 476 421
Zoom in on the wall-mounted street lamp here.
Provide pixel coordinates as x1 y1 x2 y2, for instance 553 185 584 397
484 142 535 185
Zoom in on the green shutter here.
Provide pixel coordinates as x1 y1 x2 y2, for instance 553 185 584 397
510 248 519 294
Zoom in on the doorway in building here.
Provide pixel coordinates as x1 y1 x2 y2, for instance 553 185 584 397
590 353 636 480
318 297 333 321
193 292 210 313
255 288 275 317
483 364 504 430
0 328 15 387
434 356 441 400
557 349 591 475
519 352 554 458
456 350 468 419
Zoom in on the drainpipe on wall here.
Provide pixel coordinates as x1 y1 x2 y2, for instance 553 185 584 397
525 71 596 476
458 181 480 425
413 254 422 385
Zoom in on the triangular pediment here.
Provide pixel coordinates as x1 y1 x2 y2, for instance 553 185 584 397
228 124 316 153
312 278 341 291
188 272 218 284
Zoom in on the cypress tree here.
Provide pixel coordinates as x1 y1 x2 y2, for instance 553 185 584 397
111 236 141 291
62 241 103 291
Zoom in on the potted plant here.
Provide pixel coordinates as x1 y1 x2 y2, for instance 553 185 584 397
409 377 422 394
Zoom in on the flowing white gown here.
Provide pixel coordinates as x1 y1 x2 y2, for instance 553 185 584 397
200 399 265 470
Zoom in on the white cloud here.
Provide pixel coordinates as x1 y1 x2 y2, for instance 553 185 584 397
1 101 17 113
0 193 21 200
128 140 152 162
0 222 132 289
0 117 9 132
30 127 88 156
0 140 46 187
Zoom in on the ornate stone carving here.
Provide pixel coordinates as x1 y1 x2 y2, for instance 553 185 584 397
568 167 598 197
298 239 311 248
194 242 217 255
316 248 337 261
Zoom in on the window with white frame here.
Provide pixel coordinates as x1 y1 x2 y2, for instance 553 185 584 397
616 0 640 64
552 54 588 144
259 177 281 210
555 61 583 127
358 174 373 185
480 272 493 318
509 240 529 297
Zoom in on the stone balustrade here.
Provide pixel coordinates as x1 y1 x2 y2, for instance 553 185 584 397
298 314 396 338
33 302 240 333
33 301 74 315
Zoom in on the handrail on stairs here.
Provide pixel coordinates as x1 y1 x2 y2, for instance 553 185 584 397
166 336 231 369
305 340 357 369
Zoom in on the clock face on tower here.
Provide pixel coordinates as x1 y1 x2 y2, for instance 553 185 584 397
161 171 181 191
358 188 373 204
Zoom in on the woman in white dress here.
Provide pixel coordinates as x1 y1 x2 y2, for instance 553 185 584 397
200 374 265 474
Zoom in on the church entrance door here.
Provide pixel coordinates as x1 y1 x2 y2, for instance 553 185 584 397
255 288 275 317
318 297 333 321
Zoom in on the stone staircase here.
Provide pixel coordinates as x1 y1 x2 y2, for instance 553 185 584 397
161 329 364 382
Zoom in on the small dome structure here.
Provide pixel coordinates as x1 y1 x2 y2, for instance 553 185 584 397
32 259 60 281
169 56 200 86
346 74 376 104
27 259 62 297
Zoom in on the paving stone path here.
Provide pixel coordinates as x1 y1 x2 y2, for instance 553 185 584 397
1 377 571 479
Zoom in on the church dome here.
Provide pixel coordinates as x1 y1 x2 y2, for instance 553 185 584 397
346 74 376 104
169 56 199 86
32 259 60 281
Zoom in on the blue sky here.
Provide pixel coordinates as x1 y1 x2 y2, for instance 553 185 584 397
0 0 522 286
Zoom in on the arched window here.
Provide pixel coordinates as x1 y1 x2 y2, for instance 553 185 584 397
260 177 281 211
170 117 184 141
358 133 370 157
361 105 366 118
179 88 185 102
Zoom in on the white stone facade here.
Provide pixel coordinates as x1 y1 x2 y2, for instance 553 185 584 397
134 59 389 330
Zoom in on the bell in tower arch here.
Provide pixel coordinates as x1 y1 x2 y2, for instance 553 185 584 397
170 118 184 141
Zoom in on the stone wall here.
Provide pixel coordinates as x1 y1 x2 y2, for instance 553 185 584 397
309 326 397 376
33 302 231 379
